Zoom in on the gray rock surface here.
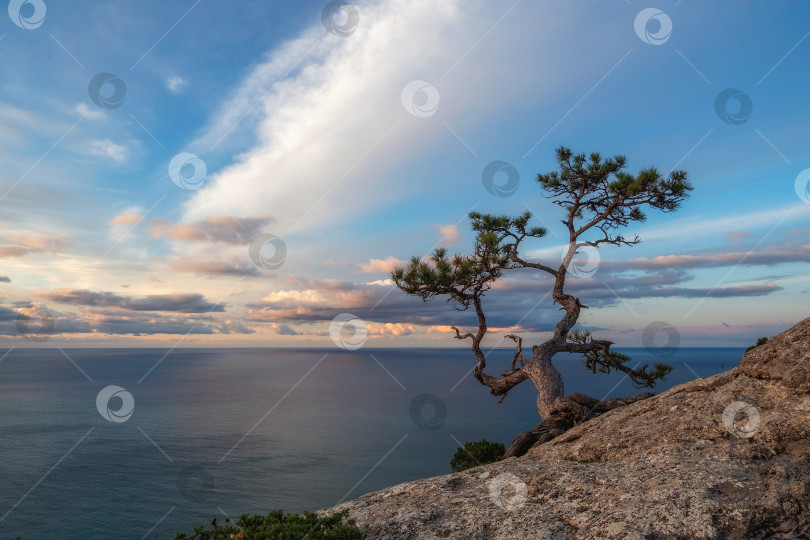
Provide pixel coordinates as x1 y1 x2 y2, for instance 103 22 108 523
322 318 810 539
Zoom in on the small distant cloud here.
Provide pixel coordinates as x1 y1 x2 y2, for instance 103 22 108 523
618 243 810 270
0 233 71 258
109 214 142 227
166 76 188 94
725 231 751 243
0 276 10 283
89 139 127 163
38 289 225 313
721 322 730 327
367 322 416 336
74 103 105 120
435 224 461 245
358 256 406 274
170 258 262 277
273 323 302 336
150 216 273 244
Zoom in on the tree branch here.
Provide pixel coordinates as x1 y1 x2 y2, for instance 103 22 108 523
505 334 525 372
450 325 474 341
556 339 614 354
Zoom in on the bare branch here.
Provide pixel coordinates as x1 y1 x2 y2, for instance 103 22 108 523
505 334 525 371
451 325 474 341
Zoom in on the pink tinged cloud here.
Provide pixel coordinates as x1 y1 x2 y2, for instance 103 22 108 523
109 214 142 226
358 256 406 273
725 230 752 243
621 244 810 270
434 224 461 245
149 216 274 244
169 258 263 277
0 233 71 257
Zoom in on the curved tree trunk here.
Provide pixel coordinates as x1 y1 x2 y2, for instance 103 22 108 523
435 226 662 460
524 346 565 420
502 390 655 458
502 333 654 458
462 275 658 458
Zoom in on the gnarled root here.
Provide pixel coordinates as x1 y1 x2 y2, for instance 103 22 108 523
502 391 654 458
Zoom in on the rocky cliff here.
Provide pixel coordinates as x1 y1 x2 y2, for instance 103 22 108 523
322 318 810 539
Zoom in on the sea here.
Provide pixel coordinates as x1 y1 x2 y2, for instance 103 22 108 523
0 347 744 539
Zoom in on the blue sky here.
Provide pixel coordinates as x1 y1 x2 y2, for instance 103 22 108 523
0 0 809 348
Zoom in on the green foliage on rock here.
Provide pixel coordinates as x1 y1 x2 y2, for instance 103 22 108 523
174 509 364 540
746 336 768 352
450 439 505 472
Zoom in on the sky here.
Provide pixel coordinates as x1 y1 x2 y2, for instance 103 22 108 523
0 0 809 349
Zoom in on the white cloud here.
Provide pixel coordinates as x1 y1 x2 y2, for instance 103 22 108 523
434 224 461 245
88 139 128 163
74 103 106 120
166 76 188 94
180 0 584 234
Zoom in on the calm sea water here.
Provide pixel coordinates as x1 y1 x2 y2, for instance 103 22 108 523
0 347 743 539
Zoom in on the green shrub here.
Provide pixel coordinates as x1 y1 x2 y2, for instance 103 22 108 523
175 509 364 540
450 439 505 472
746 336 768 352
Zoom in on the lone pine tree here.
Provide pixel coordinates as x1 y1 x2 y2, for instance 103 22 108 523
393 147 692 457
